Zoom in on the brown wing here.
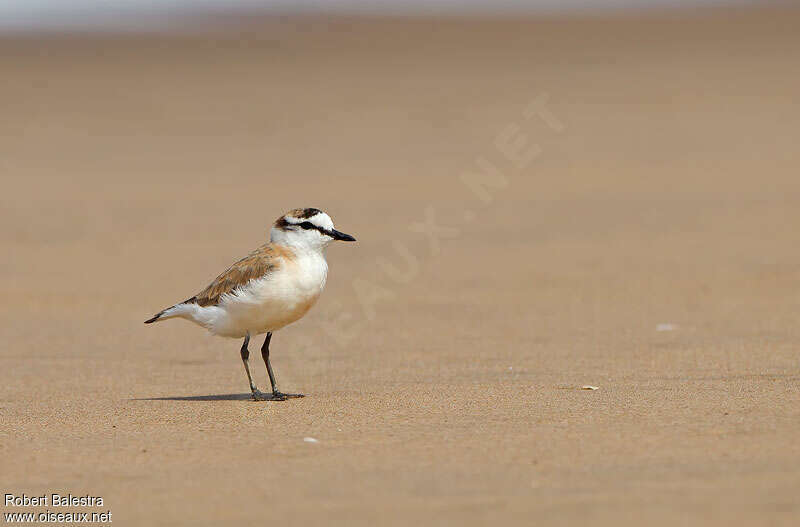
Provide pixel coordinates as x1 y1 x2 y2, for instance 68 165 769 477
187 244 285 307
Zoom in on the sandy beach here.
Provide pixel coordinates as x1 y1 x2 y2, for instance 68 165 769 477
1 7 799 525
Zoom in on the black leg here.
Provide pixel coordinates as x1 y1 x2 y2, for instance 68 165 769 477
261 332 304 400
241 333 267 401
260 332 278 393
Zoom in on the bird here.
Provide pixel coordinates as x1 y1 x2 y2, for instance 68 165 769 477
144 208 356 401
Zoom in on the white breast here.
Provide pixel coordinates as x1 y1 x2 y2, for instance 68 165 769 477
203 251 328 338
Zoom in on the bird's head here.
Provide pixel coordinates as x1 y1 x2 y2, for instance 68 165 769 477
270 208 356 250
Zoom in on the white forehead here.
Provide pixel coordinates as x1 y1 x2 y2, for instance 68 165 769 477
286 211 334 230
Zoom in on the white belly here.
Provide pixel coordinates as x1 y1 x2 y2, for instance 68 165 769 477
192 253 328 338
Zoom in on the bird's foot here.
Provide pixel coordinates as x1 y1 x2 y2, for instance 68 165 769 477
251 388 304 401
250 388 271 401
272 391 305 401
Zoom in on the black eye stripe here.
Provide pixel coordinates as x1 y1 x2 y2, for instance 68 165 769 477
297 221 331 236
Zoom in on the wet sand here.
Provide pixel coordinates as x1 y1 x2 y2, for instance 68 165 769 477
1 8 799 525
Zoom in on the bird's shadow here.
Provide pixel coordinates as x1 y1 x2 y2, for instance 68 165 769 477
133 393 254 402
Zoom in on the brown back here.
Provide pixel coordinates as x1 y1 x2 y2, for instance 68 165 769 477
186 244 291 307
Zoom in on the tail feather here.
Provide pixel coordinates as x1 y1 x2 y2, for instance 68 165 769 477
144 309 168 324
144 298 197 324
144 311 164 324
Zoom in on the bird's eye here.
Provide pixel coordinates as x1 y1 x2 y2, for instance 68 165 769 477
299 222 315 230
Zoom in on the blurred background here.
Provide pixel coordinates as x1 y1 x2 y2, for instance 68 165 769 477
0 1 784 31
2 1 799 526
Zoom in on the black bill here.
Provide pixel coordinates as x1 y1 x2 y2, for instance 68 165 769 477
330 229 356 242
